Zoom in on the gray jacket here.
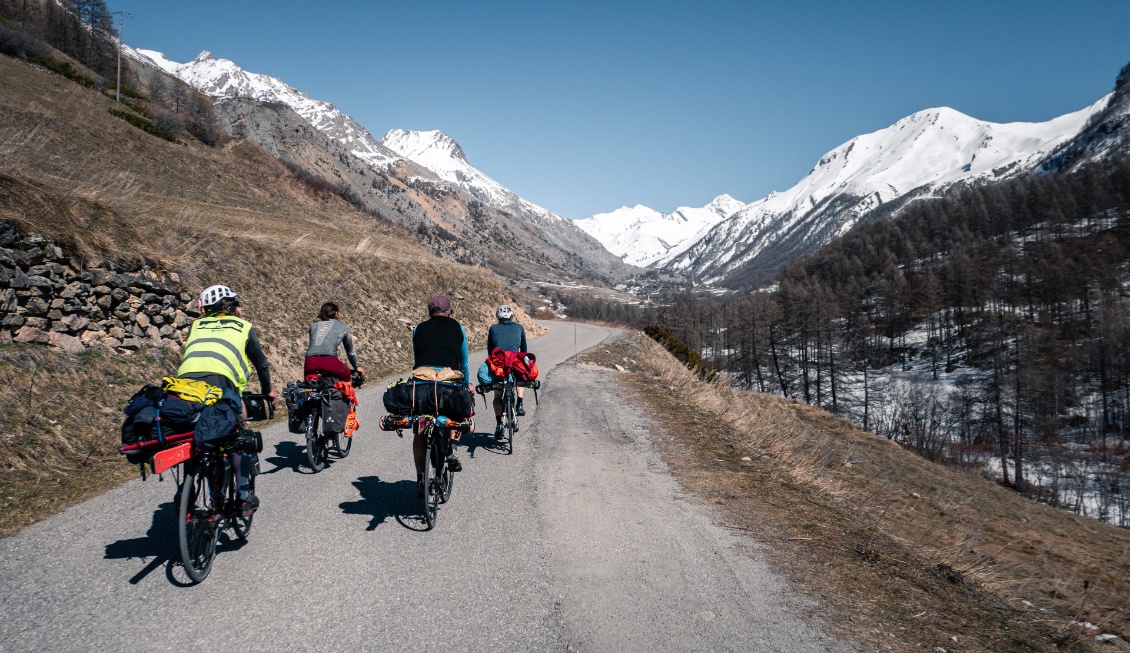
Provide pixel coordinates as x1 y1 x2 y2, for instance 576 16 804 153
306 319 359 368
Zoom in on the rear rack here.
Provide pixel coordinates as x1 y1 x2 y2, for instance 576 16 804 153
380 414 474 434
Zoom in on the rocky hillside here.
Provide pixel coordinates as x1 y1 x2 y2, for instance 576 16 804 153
130 50 633 285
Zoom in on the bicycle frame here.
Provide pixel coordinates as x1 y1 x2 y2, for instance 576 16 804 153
381 414 471 529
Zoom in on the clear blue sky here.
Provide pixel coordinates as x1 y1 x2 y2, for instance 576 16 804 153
111 0 1130 220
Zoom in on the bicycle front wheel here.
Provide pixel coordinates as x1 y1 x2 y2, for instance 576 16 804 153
306 411 327 472
178 462 219 583
422 429 438 529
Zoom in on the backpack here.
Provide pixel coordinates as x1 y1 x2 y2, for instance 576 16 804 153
121 385 164 444
120 384 202 445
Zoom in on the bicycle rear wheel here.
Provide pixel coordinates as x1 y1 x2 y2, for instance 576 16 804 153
305 411 328 472
504 388 516 455
178 462 219 583
230 459 253 540
438 432 455 504
422 427 438 529
335 430 353 458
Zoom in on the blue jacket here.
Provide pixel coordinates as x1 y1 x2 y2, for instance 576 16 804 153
487 320 526 353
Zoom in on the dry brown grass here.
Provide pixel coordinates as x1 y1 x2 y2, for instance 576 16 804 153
581 332 1130 652
0 344 179 536
0 54 543 534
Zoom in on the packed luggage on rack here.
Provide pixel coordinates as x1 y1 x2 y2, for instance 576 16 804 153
118 376 270 474
382 376 473 420
283 373 361 438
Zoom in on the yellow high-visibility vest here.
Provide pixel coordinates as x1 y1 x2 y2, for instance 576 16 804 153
176 316 253 392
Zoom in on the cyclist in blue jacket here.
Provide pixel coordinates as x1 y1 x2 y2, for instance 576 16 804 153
487 304 528 438
410 295 472 495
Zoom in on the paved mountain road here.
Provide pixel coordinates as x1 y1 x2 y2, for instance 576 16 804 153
0 321 850 652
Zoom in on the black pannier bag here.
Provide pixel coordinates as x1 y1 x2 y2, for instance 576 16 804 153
193 393 242 449
322 387 350 434
120 385 201 445
382 379 472 419
283 380 311 434
121 385 163 444
382 379 412 415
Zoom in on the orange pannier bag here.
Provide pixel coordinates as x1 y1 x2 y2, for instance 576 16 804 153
335 381 360 437
344 407 360 438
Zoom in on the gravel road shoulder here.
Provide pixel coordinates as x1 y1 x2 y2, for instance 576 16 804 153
534 360 852 653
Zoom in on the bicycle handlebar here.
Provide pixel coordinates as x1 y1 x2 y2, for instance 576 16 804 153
242 393 275 421
475 379 540 394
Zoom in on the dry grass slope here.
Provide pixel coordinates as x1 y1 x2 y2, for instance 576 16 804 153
582 332 1130 653
0 54 541 535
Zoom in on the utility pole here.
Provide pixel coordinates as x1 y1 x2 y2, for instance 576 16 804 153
112 11 132 103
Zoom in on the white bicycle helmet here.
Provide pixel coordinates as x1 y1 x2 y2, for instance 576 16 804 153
199 284 237 312
496 304 514 320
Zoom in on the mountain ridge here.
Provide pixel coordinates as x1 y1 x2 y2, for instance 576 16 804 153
574 194 746 267
580 97 1112 287
127 48 631 282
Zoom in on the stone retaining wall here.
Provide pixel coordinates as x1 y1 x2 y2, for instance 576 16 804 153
0 225 196 354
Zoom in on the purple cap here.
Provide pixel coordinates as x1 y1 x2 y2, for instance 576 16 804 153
427 295 452 315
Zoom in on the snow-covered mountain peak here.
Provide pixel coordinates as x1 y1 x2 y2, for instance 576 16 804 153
698 194 745 217
128 48 568 226
380 129 468 164
575 195 745 267
130 48 397 166
659 95 1111 285
377 129 564 223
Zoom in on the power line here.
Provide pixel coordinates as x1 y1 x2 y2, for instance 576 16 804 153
111 11 133 103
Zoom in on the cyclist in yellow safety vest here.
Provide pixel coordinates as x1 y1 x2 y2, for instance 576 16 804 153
176 284 276 515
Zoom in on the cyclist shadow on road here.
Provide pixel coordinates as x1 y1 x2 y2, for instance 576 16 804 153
104 501 178 586
263 440 307 474
339 475 424 531
105 499 252 587
460 430 510 457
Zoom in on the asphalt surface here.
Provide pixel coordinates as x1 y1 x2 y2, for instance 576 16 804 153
0 321 850 652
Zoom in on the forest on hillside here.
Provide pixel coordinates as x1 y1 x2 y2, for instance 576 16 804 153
0 0 223 145
567 153 1130 527
0 0 116 77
